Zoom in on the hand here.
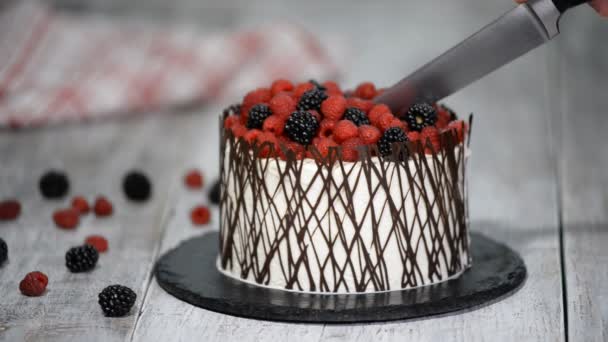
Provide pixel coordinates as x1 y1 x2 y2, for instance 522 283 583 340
515 0 608 16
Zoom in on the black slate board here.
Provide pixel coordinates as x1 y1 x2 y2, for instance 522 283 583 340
154 231 526 323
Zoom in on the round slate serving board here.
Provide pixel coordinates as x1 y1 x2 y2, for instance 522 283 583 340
154 231 526 323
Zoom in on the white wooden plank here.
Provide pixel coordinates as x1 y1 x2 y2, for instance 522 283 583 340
554 9 608 342
132 1 565 341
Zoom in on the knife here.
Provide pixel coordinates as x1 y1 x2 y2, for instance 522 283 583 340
375 0 588 113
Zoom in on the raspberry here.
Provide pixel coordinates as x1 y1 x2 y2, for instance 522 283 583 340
257 131 279 158
421 126 441 153
244 129 263 144
293 82 315 99
98 285 137 317
71 196 90 214
389 118 408 131
322 81 342 95
94 197 113 217
39 170 69 199
341 137 363 162
377 127 408 156
263 115 285 135
334 120 359 143
65 245 98 273
407 131 421 143
271 79 294 95
318 119 336 138
247 104 272 129
284 111 319 145
313 137 338 158
436 105 452 129
343 107 370 126
242 88 271 112
208 179 221 205
354 82 377 100
404 103 438 132
320 95 347 121
358 125 381 145
368 104 391 126
377 112 397 131
53 208 79 229
346 98 374 113
309 110 322 122
0 238 7 266
278 139 306 160
184 169 204 189
85 235 109 253
123 171 152 202
231 122 247 137
269 93 296 119
191 206 211 225
447 120 468 143
19 271 48 296
0 199 21 221
224 115 240 129
297 89 328 112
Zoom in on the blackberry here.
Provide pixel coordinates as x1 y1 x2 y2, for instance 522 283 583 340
39 170 69 199
440 104 458 121
404 103 437 132
222 103 241 117
65 245 99 273
0 238 7 266
98 284 137 317
343 107 370 126
284 111 319 145
208 178 221 205
377 127 408 156
297 89 327 111
123 171 152 202
309 79 327 91
246 104 272 129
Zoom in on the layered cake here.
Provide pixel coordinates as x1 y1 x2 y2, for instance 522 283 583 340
219 80 471 293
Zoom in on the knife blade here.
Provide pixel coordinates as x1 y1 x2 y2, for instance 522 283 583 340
375 0 587 113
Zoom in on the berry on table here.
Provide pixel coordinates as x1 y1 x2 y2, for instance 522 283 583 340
123 171 152 202
65 245 99 273
343 107 370 126
53 208 80 229
404 103 437 132
246 104 272 129
184 169 204 189
320 95 347 121
208 179 221 205
333 120 359 143
0 199 21 221
0 238 7 266
85 235 109 253
19 271 48 297
39 170 69 199
377 127 409 156
191 206 211 225
98 284 137 317
94 196 113 217
71 196 90 214
284 111 319 145
297 89 328 112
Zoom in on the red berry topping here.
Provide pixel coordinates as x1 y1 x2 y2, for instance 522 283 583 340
269 93 296 119
263 115 285 135
407 131 421 143
377 112 397 131
53 208 79 229
313 137 338 158
334 120 359 143
341 137 363 162
278 138 306 160
271 79 294 95
257 131 279 158
346 98 374 113
231 122 247 137
184 169 204 189
447 120 468 143
320 95 347 121
389 118 408 132
293 82 315 100
358 125 382 145
242 88 271 112
368 104 391 126
436 106 451 129
318 119 336 138
323 81 342 96
94 197 113 217
224 115 240 129
19 271 48 297
85 235 109 253
0 199 21 221
421 126 441 153
243 129 262 144
71 196 90 214
354 82 377 100
191 206 211 225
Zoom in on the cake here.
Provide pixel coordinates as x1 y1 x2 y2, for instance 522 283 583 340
218 80 471 294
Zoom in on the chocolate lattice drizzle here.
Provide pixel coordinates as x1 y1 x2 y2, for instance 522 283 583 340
219 116 472 293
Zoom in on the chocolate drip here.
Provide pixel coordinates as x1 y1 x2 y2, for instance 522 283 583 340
219 115 472 293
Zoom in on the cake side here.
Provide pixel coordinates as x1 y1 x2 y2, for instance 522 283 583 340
218 127 471 293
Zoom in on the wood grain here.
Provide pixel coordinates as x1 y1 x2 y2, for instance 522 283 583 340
553 9 608 342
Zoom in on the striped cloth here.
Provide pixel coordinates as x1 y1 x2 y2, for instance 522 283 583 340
0 2 341 128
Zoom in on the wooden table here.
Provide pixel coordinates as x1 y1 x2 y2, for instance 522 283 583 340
1 1 606 341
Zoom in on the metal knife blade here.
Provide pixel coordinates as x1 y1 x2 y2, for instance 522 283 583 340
375 0 562 112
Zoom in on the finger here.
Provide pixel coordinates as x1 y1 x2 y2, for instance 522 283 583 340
590 0 608 17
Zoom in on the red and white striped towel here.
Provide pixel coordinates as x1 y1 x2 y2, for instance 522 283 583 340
0 2 341 128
